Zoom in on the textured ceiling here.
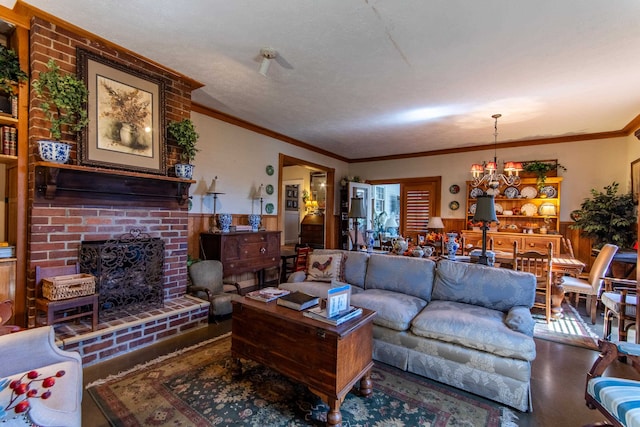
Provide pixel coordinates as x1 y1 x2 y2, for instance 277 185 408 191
22 0 640 160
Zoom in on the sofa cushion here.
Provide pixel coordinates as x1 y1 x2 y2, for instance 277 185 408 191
351 289 427 331
305 252 344 282
432 260 536 311
364 254 435 301
411 300 536 360
312 250 369 289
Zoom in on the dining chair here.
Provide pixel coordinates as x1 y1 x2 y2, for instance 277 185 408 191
600 277 638 343
294 245 311 272
562 243 619 324
561 237 575 258
513 241 553 323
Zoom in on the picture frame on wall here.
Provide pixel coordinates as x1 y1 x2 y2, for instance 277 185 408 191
632 158 640 203
77 48 167 175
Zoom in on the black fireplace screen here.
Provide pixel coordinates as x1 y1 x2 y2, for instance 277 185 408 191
79 230 164 320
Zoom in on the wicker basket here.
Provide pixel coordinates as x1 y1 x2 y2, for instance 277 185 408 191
42 273 96 301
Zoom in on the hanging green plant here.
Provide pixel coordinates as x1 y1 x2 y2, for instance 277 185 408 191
569 182 636 250
168 118 199 163
522 161 566 190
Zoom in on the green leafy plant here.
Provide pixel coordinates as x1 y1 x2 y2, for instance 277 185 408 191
168 118 199 163
523 160 567 190
569 182 636 249
32 59 89 141
0 45 27 95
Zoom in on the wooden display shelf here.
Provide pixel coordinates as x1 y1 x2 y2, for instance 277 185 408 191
34 161 195 208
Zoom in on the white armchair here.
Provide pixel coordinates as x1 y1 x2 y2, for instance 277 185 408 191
0 326 82 427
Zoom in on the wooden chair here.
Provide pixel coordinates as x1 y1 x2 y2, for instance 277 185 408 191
35 263 99 331
562 236 575 258
295 245 311 272
513 241 553 323
563 244 619 324
601 277 638 343
585 340 640 427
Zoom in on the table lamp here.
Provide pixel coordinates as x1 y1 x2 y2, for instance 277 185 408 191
539 203 556 234
207 177 224 232
348 197 366 251
472 194 498 265
426 216 445 253
384 216 398 236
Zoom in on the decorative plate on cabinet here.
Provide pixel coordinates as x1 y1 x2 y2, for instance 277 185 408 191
265 184 274 195
265 165 274 176
469 203 477 215
521 203 537 217
449 184 460 194
540 185 557 198
470 188 484 199
504 186 520 199
494 203 504 214
265 203 274 214
520 186 538 199
449 201 460 210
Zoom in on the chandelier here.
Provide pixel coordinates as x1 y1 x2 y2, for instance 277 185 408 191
470 114 522 189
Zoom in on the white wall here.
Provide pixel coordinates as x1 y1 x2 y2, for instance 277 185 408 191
349 136 634 222
189 112 349 215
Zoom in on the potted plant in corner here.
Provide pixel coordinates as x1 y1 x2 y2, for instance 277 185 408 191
32 59 89 164
0 45 27 116
522 160 566 192
168 118 199 179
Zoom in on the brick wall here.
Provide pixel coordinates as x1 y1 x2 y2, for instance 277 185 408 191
25 16 201 348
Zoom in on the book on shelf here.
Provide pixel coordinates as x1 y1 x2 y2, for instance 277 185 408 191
303 305 363 326
245 287 290 303
276 291 319 310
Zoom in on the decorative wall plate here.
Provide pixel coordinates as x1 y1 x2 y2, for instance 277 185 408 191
449 201 460 210
520 186 537 199
265 165 274 176
449 184 460 194
470 188 484 199
265 184 274 195
504 186 519 199
521 203 537 217
540 185 557 198
265 203 274 214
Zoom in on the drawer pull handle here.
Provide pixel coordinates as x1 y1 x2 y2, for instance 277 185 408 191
260 247 266 254
261 237 265 241
316 329 326 339
529 243 535 247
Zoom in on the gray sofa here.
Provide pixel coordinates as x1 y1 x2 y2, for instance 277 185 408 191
280 249 537 412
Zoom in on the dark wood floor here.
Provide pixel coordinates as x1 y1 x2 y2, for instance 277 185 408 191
82 315 638 427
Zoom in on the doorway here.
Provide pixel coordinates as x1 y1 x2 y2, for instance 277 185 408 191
278 154 335 248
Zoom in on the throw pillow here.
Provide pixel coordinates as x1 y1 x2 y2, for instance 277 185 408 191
305 253 344 282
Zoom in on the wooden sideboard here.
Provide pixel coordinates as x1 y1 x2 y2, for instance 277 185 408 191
199 231 281 285
300 213 324 248
461 230 562 254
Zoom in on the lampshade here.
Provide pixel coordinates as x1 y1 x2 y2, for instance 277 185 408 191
473 195 498 223
384 216 398 228
348 198 366 218
254 184 264 199
426 216 444 230
539 203 557 216
206 177 218 194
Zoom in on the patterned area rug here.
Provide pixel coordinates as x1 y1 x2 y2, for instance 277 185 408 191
533 302 599 350
87 333 518 426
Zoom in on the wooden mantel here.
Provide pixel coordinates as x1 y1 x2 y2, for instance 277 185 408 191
34 162 194 208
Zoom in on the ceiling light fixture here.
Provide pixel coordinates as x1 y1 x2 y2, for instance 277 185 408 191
258 47 277 76
470 114 522 190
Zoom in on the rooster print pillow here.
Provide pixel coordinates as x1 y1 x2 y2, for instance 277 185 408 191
305 253 344 282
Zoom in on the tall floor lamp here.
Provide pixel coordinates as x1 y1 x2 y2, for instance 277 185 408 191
472 194 497 265
348 197 366 251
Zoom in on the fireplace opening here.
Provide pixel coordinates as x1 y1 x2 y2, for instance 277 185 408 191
79 230 164 321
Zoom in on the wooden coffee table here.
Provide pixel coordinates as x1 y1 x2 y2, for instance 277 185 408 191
231 297 376 427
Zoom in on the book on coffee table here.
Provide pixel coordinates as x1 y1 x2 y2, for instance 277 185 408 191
303 305 363 325
276 291 319 310
245 287 290 303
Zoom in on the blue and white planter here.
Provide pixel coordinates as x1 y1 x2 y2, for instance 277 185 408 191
38 140 70 164
247 214 261 232
218 213 232 233
175 163 194 179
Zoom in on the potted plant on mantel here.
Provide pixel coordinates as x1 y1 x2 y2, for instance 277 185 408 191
168 118 199 179
32 59 89 164
0 45 28 115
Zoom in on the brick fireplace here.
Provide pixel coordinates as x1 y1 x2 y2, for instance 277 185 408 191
25 17 207 365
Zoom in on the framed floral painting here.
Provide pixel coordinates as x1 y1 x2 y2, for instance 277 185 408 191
77 48 167 174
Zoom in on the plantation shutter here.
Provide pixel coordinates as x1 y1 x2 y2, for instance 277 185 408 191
401 181 438 240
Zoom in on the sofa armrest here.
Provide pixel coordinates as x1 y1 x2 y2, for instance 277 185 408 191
287 271 307 283
505 306 535 336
